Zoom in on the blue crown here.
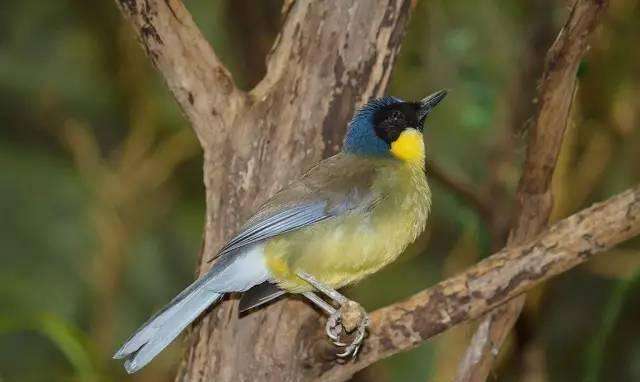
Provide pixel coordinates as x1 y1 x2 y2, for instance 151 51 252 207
343 96 403 155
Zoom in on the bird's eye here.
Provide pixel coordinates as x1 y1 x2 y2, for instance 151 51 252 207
372 106 411 145
374 110 406 144
389 110 404 121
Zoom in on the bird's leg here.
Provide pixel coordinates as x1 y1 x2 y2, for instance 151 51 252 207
302 292 345 346
298 271 369 358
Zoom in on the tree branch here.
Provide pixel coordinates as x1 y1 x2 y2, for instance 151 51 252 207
309 184 640 382
455 1 609 380
114 0 245 147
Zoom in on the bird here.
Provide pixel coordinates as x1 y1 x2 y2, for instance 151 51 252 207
113 89 447 373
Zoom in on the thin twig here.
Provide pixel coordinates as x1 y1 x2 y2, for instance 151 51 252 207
455 1 609 381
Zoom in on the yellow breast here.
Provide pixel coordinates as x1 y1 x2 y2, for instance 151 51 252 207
265 159 431 293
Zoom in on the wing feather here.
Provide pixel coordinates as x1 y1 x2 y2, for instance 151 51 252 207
217 202 329 256
211 154 384 260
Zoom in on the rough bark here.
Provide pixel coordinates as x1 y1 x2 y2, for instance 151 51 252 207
116 0 414 381
114 0 244 147
313 184 640 382
455 1 609 381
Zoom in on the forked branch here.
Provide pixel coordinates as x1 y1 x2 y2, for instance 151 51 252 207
112 1 626 382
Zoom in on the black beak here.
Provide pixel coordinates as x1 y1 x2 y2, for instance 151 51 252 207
418 89 447 121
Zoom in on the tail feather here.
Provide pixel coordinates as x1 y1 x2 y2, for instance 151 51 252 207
122 290 222 373
113 273 214 360
114 244 269 373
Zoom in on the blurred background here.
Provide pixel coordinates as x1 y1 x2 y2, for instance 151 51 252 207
1 1 639 381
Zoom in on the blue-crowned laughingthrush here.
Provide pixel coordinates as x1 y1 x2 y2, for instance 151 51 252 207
114 90 447 373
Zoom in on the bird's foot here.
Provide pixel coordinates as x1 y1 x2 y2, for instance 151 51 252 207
325 300 369 358
297 271 369 358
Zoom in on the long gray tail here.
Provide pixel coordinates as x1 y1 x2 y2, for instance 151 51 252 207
113 275 222 373
114 246 269 373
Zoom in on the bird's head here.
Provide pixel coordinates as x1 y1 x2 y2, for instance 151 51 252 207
342 90 447 165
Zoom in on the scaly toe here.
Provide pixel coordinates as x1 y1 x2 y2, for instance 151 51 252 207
326 312 349 348
337 312 368 358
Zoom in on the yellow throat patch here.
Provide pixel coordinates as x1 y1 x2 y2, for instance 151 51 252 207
390 129 425 164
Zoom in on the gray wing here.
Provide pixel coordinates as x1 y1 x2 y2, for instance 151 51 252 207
216 202 329 257
213 153 383 259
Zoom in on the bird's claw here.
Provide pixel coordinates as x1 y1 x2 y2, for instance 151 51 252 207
336 316 368 358
296 272 369 358
324 302 369 358
325 312 346 346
